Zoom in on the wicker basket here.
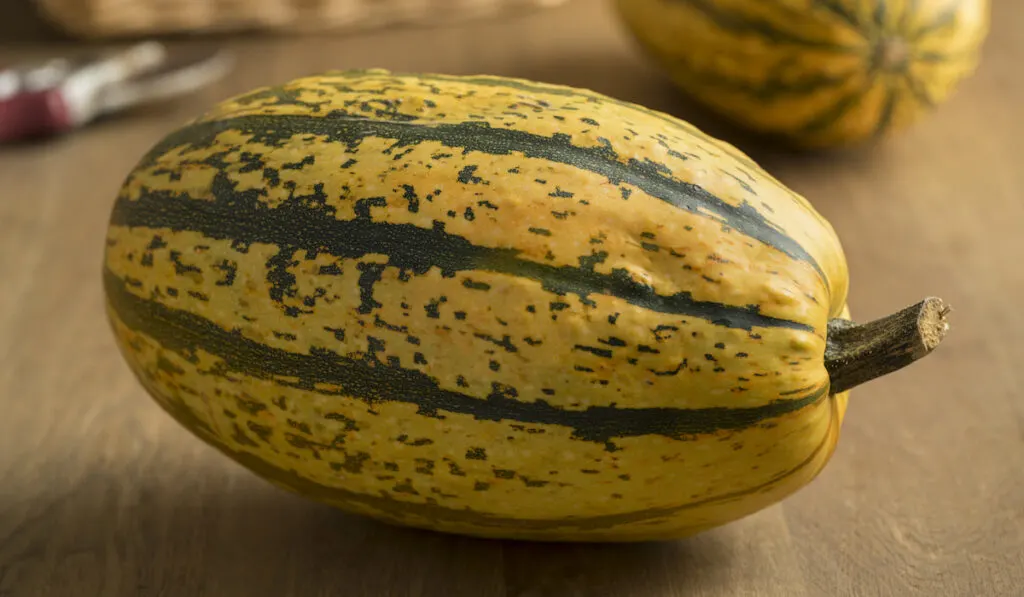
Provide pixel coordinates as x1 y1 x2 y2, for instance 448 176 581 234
36 0 569 39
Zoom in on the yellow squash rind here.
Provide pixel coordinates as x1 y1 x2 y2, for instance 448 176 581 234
104 70 852 541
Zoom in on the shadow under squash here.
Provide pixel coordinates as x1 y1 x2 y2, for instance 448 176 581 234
0 464 735 597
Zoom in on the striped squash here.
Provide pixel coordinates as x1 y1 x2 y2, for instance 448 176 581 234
103 70 947 542
614 0 990 148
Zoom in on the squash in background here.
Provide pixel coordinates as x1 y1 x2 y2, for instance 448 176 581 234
614 0 990 148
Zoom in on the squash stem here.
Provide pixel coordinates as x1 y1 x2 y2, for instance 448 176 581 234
877 37 912 71
825 297 950 395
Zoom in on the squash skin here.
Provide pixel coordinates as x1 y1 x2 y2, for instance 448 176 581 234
614 0 990 148
103 70 851 541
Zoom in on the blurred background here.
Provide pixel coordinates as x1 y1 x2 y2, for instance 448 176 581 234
1 1 1021 596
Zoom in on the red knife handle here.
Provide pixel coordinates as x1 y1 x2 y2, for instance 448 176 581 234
0 88 74 143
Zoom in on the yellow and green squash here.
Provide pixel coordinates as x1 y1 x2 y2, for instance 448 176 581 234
614 0 990 147
102 70 948 541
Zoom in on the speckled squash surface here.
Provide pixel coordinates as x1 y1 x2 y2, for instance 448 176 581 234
614 0 990 148
102 69 856 542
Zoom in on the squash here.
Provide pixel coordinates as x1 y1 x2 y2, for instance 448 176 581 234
614 0 990 148
102 70 949 541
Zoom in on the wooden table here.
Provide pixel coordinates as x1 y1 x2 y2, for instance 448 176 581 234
2 1 1022 595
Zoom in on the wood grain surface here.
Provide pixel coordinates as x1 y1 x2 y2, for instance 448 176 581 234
1 1 1022 595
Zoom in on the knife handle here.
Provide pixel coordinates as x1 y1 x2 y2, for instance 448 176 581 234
0 88 73 143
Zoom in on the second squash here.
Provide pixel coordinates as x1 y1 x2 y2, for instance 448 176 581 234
614 0 990 148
